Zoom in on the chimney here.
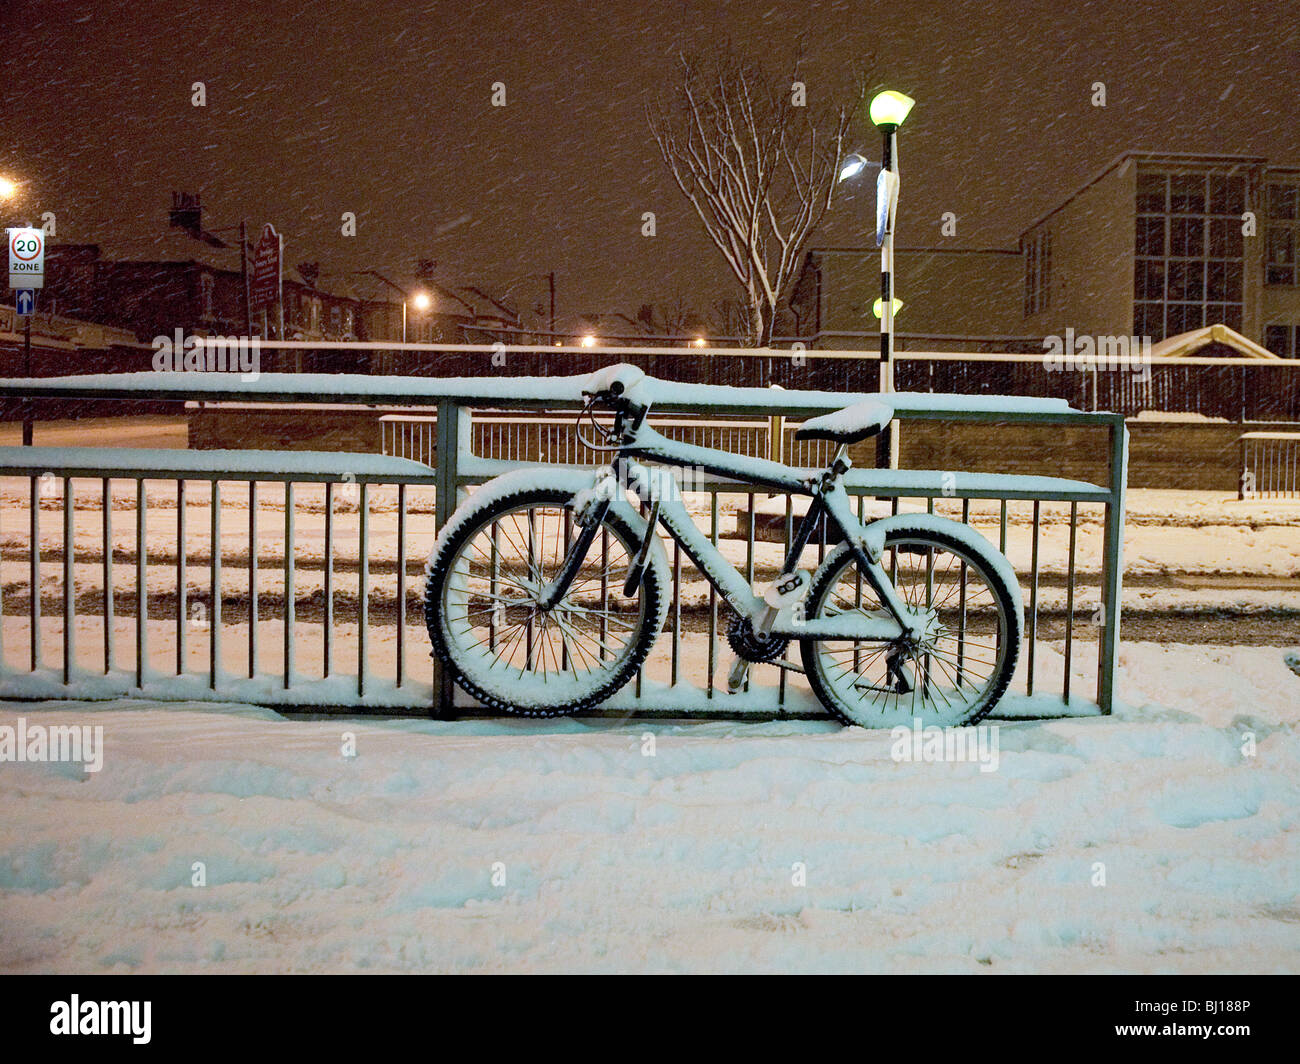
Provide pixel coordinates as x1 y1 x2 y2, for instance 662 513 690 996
169 191 203 237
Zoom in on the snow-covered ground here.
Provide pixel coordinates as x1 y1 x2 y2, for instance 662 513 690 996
1 642 1296 974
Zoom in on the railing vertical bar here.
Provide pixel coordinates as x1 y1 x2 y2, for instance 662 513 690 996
1097 417 1128 714
209 480 221 690
670 540 681 687
707 492 717 699
1063 501 1078 704
744 491 755 692
29 475 40 671
102 477 112 674
1027 500 1040 696
62 477 74 685
248 481 258 678
999 501 1008 554
324 482 334 678
358 481 369 698
958 498 969 687
135 479 146 689
176 479 185 675
283 481 294 689
491 521 502 653
561 508 572 672
853 494 865 674
779 493 794 705
432 401 464 715
397 483 406 688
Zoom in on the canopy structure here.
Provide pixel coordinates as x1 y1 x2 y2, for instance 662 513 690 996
1150 323 1281 360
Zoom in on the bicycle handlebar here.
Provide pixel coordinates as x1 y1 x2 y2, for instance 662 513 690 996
582 363 647 401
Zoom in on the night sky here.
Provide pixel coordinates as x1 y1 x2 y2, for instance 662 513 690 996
2 0 1296 325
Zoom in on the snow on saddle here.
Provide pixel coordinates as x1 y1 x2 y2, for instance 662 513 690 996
793 398 894 445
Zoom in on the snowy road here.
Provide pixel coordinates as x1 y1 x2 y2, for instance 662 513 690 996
1 642 1297 973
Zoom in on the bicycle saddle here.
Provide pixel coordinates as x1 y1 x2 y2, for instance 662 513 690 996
794 398 893 444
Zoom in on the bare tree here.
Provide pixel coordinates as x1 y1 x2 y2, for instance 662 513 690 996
649 44 869 347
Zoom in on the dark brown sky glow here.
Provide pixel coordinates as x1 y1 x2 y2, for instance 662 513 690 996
2 0 1295 322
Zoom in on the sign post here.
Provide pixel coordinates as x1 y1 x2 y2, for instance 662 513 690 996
249 222 282 331
8 227 44 446
8 227 45 290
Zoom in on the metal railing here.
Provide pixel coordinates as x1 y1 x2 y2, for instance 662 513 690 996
0 362 1128 719
1240 432 1300 499
6 337 1297 421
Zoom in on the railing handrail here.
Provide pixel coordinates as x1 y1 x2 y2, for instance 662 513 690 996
0 371 1127 426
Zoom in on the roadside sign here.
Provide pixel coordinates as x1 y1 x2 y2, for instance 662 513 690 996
15 289 35 315
8 227 45 289
249 223 282 312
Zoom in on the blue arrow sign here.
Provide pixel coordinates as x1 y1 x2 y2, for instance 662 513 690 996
15 289 35 315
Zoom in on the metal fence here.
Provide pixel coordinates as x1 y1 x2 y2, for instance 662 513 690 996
0 361 1128 719
1240 431 1300 499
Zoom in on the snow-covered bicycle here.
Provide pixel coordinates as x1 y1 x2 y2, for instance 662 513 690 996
424 365 1023 727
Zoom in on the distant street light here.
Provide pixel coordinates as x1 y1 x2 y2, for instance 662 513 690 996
411 291 431 312
692 337 707 347
0 177 18 200
837 153 869 184
580 334 597 347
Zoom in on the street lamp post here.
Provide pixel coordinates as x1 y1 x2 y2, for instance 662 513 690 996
869 90 915 467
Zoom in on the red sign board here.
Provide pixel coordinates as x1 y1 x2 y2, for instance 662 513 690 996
249 223 282 312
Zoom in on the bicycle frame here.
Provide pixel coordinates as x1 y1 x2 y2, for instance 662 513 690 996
554 409 925 645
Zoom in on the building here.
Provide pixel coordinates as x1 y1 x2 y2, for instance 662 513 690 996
790 247 1030 350
792 151 1300 358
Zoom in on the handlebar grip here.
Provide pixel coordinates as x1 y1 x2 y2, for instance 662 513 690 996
584 363 647 398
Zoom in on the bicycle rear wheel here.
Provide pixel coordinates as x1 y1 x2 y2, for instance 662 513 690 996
800 520 1022 727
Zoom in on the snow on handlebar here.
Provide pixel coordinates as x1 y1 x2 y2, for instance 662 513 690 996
582 363 647 399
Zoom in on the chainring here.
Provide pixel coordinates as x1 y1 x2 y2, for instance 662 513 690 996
725 614 790 664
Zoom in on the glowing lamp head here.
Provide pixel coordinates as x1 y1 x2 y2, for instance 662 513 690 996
837 153 869 184
872 297 905 319
869 90 915 129
692 336 706 347
580 334 597 347
410 291 431 311
0 177 17 200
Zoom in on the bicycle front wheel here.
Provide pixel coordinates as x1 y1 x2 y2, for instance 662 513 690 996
800 519 1022 728
424 484 663 716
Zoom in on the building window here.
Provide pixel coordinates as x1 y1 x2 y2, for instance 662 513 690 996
1266 182 1298 285
1133 169 1246 341
329 304 341 335
1264 324 1300 358
1024 228 1051 317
